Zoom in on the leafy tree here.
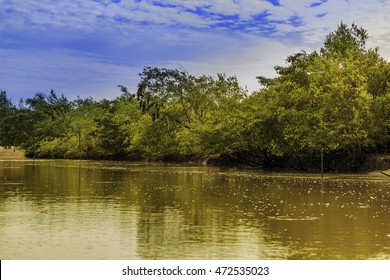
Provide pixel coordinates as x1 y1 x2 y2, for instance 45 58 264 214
253 22 383 170
23 90 72 157
136 67 198 127
0 90 12 111
92 99 127 156
126 67 247 155
0 92 29 149
321 22 368 57
191 74 247 155
0 90 15 147
64 97 99 158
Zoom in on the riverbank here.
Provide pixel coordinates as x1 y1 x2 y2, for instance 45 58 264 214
0 147 25 159
360 154 390 176
8 146 390 174
122 152 390 175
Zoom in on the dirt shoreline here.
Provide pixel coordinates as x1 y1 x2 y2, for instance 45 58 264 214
0 147 25 159
1 146 390 176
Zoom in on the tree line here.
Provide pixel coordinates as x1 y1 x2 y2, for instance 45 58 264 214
1 23 389 171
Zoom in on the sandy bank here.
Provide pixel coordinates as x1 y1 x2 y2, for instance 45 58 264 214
0 147 25 159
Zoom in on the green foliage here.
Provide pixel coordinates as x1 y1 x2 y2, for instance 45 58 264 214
134 67 247 155
321 22 368 57
251 22 389 169
0 90 16 147
370 94 390 151
0 90 12 111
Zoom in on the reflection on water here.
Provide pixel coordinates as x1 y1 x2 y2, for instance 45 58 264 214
1 160 390 259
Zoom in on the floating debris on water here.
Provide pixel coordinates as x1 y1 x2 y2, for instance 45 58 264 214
267 216 320 221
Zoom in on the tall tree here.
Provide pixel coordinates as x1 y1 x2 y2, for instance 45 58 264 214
321 22 368 57
253 22 382 170
0 90 15 147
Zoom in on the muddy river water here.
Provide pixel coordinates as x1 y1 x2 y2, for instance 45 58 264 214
1 160 390 259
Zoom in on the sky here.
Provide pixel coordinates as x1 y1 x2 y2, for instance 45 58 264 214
1 0 389 102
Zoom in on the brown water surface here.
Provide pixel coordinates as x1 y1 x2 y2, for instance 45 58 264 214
1 160 390 259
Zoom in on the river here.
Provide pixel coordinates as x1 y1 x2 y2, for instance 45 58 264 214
1 159 390 259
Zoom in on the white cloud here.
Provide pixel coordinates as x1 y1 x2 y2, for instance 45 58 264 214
0 0 269 32
1 0 389 101
1 0 388 47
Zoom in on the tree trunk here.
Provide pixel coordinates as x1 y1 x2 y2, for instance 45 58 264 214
320 148 324 178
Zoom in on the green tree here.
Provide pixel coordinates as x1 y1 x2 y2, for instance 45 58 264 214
130 67 247 156
321 22 368 58
0 90 15 147
23 90 72 157
92 99 127 156
252 22 384 171
191 74 247 155
0 90 12 111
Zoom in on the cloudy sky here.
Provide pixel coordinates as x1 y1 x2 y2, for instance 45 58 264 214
1 0 389 102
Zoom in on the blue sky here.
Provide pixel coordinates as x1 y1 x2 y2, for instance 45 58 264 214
1 0 389 102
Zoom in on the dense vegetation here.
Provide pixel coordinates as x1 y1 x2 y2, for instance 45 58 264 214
1 23 390 171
